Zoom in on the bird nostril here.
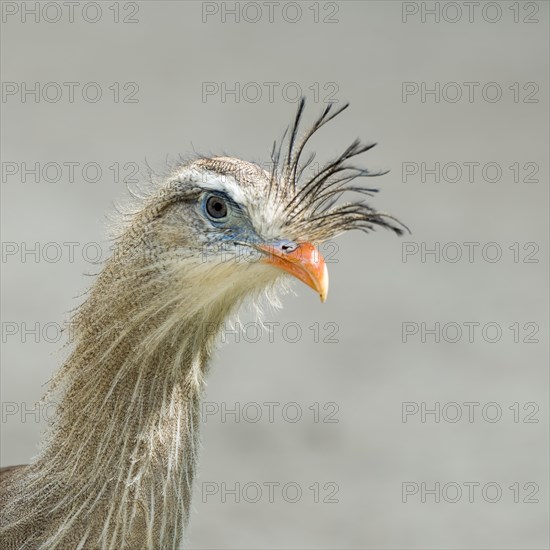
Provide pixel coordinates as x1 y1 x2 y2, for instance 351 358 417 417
281 243 297 254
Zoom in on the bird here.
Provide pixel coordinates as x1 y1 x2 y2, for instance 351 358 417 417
0 99 406 549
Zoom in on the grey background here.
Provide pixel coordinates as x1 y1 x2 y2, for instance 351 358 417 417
1 1 548 548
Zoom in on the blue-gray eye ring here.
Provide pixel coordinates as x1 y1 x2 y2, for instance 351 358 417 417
205 195 228 220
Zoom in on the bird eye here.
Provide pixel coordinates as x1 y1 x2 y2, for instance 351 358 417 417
205 195 228 220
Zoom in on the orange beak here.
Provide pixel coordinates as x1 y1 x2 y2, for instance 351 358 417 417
258 241 329 302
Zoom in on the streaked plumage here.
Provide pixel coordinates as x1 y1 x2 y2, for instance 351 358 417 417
0 99 406 549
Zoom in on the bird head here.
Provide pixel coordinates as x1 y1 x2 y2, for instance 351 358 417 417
112 100 406 326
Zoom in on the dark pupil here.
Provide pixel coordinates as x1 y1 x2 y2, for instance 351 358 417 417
207 196 227 218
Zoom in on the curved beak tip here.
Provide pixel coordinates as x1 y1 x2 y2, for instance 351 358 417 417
259 241 329 303
318 263 329 303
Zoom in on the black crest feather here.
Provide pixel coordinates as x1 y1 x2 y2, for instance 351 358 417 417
272 98 409 241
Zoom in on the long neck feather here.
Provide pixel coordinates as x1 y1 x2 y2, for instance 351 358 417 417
2 236 240 549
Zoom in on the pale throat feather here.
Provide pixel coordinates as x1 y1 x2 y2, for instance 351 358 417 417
1 232 266 550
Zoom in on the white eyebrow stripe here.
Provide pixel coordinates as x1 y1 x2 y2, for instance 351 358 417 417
181 168 247 206
173 166 283 238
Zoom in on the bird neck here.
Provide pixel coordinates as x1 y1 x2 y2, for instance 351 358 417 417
8 252 233 549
